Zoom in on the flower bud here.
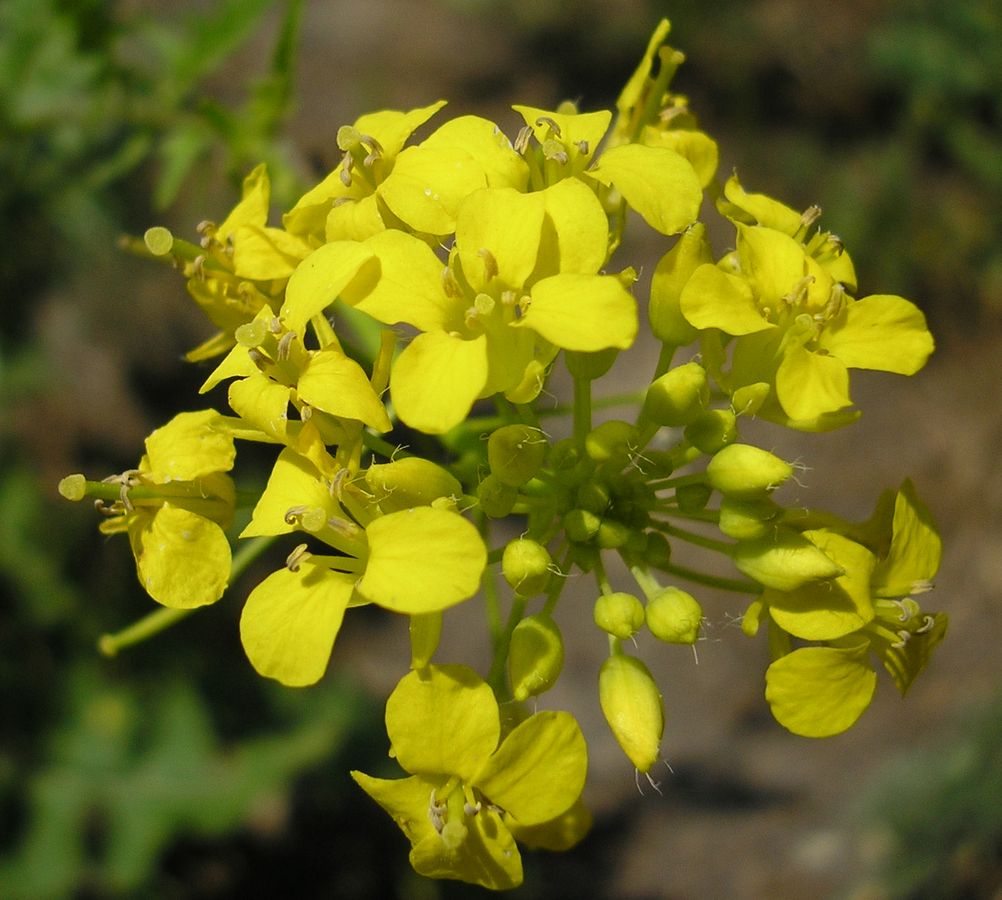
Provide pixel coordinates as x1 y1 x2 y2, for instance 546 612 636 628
508 613 564 701
732 528 844 591
576 481 610 515
675 482 712 513
594 592 646 639
645 587 702 644
649 224 712 346
502 538 552 597
705 443 793 498
477 473 517 518
585 420 638 465
564 508 601 543
366 458 462 512
488 424 547 487
596 519 632 549
717 495 781 540
599 654 664 773
644 532 672 569
642 362 708 427
684 408 737 455
564 347 619 380
732 382 770 417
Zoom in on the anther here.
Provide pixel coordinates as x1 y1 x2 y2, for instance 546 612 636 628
891 629 911 649
915 615 937 634
477 248 499 282
542 138 568 164
576 139 590 156
339 152 353 187
285 543 312 572
534 116 562 138
276 331 295 361
463 801 482 816
513 125 533 155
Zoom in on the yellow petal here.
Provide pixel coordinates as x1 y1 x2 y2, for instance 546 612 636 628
358 507 486 614
231 224 310 280
680 263 773 335
143 409 235 481
129 506 230 608
297 349 391 431
536 177 609 275
586 143 701 235
240 448 337 538
239 562 354 686
519 274 637 351
390 332 489 435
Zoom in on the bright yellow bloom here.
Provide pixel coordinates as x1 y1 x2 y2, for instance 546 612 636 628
352 666 588 890
347 179 637 433
238 452 486 686
90 410 236 609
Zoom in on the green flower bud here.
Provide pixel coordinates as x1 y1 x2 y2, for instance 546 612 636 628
676 482 712 513
705 443 793 499
564 508 601 543
649 223 712 346
732 528 844 591
596 519 632 549
477 473 517 518
576 481 611 515
732 382 770 417
508 613 564 702
488 424 547 487
684 408 738 455
366 458 463 512
594 592 646 639
548 438 580 472
599 654 664 773
717 495 782 540
644 532 672 570
642 361 709 427
585 420 638 465
502 538 552 597
645 587 702 644
565 347 619 380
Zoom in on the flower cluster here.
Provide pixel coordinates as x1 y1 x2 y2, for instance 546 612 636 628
60 19 946 890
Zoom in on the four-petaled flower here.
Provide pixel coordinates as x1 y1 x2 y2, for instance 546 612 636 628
352 665 588 890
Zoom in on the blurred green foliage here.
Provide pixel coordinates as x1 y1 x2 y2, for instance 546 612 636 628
855 692 1002 898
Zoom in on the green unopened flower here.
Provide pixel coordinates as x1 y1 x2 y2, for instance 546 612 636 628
352 665 588 890
508 613 564 701
598 652 664 772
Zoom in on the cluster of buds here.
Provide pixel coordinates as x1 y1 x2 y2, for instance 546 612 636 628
60 19 945 890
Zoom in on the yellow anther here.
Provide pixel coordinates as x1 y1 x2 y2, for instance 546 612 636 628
534 115 562 138
478 248 499 282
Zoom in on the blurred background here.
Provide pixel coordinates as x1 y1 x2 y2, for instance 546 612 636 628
2 0 1001 897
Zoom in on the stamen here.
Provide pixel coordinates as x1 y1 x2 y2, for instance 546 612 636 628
891 629 911 649
339 152 353 187
478 248 499 282
915 615 937 634
542 138 569 164
534 116 562 138
513 125 533 154
276 331 295 361
285 543 312 572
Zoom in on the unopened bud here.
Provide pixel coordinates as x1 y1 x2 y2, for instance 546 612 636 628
599 654 664 773
565 348 619 380
676 482 712 513
366 458 462 512
705 443 793 499
718 496 781 540
646 587 702 644
488 424 547 487
643 361 708 427
732 528 843 591
585 420 638 465
508 613 564 701
502 538 552 597
684 408 737 454
594 592 645 639
564 508 601 543
732 382 771 417
477 473 517 518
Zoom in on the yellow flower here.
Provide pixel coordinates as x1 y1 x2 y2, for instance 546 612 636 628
352 666 588 890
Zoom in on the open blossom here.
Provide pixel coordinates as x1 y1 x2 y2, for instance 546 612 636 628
352 665 588 889
343 177 638 433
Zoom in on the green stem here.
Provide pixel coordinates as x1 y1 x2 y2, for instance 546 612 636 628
487 593 527 697
662 561 758 594
573 374 592 449
654 521 734 555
